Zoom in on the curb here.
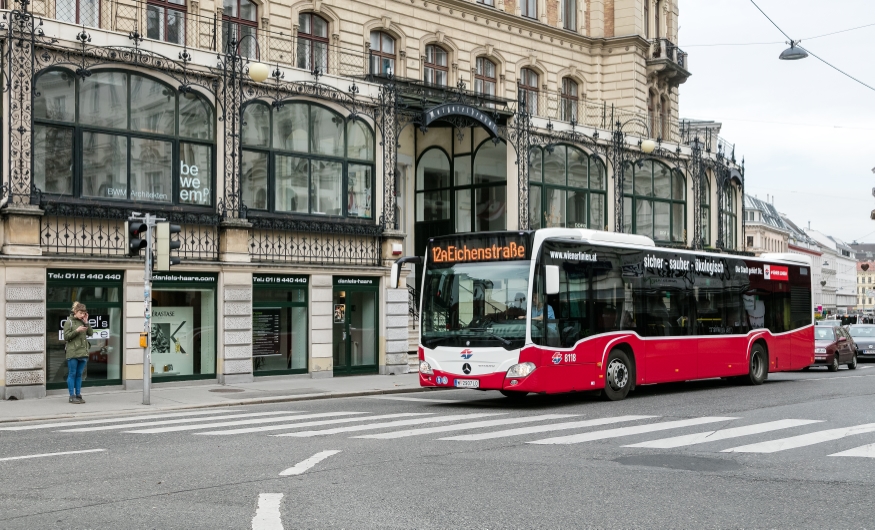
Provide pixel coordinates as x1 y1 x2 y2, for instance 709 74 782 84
0 386 435 424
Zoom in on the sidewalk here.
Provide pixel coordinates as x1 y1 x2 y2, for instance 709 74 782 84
0 373 425 423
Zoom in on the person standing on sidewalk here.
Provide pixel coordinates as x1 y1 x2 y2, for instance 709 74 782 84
63 302 93 404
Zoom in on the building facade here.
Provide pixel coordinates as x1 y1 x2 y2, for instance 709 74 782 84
856 261 875 313
743 194 788 256
0 0 746 399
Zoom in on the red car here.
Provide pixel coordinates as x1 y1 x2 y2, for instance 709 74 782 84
812 325 858 371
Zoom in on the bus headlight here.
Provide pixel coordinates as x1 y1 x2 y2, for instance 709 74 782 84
420 361 433 375
507 362 536 378
814 348 826 354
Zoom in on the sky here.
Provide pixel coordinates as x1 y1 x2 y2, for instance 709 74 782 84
679 0 875 244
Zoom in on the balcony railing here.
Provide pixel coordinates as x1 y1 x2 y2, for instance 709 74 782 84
33 0 371 78
248 217 383 266
41 202 220 260
650 38 688 70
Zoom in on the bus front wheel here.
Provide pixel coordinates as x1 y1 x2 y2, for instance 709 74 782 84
745 344 767 385
603 349 633 401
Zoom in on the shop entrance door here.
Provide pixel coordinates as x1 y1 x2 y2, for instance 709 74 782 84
333 278 379 375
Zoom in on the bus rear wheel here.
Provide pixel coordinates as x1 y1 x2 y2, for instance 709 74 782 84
744 344 767 385
499 390 528 400
603 349 633 401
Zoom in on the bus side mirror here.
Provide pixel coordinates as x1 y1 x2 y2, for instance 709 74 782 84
390 256 422 289
545 265 560 295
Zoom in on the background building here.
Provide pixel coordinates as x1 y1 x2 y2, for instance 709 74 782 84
743 194 789 256
856 261 875 313
781 214 822 313
0 0 747 399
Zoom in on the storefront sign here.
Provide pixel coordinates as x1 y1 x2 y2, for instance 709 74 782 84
423 103 499 139
47 270 123 282
57 315 112 340
334 277 379 286
152 272 217 284
252 308 281 357
253 274 308 285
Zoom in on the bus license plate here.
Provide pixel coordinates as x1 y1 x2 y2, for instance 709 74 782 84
454 379 479 388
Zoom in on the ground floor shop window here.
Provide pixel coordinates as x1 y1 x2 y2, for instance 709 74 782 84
46 270 123 389
252 274 309 375
150 272 217 379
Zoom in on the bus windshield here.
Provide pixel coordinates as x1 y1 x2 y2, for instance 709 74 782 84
421 261 529 349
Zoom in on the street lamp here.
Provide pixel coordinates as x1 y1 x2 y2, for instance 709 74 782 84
779 41 808 61
641 139 657 155
229 34 270 82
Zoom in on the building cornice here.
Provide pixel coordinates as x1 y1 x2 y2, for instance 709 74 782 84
399 0 652 56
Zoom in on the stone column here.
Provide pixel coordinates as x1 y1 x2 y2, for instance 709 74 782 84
219 272 254 384
381 233 409 375
310 274 333 377
123 268 145 390
4 266 47 400
383 287 409 375
219 219 253 263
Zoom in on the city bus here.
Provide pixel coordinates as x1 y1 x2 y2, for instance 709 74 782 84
391 229 814 400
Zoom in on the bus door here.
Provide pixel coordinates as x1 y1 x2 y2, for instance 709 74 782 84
695 286 745 378
640 288 696 383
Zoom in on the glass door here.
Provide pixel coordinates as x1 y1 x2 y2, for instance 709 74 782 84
333 284 379 375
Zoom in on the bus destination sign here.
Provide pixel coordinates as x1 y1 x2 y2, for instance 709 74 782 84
428 234 530 264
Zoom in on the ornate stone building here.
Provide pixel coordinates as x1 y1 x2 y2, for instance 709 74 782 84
0 0 745 398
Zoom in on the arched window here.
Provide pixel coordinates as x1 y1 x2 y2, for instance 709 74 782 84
222 0 258 57
623 160 685 243
423 45 448 87
660 96 670 139
723 184 737 249
701 175 710 246
519 68 539 115
416 149 451 223
56 0 99 27
297 13 329 74
470 140 507 232
369 31 395 76
33 69 215 206
474 57 496 97
240 101 375 218
561 78 579 122
529 145 606 230
147 0 186 45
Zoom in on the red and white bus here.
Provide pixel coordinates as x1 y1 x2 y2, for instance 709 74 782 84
392 229 814 400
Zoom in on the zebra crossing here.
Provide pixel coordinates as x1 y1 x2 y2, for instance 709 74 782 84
4 408 875 458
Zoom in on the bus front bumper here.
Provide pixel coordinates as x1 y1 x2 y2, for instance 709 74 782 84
420 369 543 392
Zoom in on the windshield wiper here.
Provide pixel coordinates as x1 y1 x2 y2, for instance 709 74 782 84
467 328 512 346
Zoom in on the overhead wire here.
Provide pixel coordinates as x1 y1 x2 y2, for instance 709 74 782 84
684 22 875 47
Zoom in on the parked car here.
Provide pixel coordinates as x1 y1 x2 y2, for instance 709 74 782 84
848 324 875 360
816 319 842 327
811 325 858 371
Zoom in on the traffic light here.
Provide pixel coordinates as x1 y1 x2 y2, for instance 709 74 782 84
127 221 148 257
156 222 181 271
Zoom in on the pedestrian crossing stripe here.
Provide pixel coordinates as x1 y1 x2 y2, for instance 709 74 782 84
6 408 875 458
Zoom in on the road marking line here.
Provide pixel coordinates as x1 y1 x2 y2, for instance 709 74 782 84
353 414 579 439
440 416 655 441
196 413 433 435
58 411 302 432
529 417 738 445
279 450 341 476
802 374 875 381
274 413 505 437
0 449 106 462
0 410 241 431
125 412 364 434
252 493 284 530
362 395 464 404
830 443 875 458
624 419 823 449
723 423 875 453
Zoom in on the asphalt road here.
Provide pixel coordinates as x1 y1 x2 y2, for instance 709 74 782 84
3 365 875 529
